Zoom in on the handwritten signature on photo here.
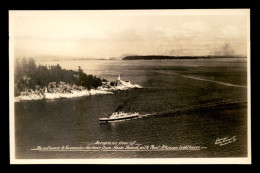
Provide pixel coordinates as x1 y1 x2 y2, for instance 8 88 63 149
215 136 237 146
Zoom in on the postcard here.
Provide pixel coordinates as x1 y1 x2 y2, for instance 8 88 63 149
9 9 251 164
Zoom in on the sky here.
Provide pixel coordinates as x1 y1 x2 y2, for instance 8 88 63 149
10 10 249 59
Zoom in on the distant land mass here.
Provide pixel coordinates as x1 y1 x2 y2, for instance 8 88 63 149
52 57 120 61
15 56 121 62
122 55 246 60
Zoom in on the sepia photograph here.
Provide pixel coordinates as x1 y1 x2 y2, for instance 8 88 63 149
9 9 251 164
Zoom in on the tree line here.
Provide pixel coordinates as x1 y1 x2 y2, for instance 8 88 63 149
14 58 103 95
122 55 245 60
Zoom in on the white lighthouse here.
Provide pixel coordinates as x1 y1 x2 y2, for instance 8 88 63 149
118 74 121 81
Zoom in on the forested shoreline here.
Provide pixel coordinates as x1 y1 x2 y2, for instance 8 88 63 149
122 55 246 60
14 58 104 96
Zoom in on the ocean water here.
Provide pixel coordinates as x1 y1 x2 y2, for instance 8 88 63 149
15 58 248 158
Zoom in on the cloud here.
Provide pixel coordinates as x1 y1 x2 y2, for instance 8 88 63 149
106 21 211 42
105 26 168 41
11 12 247 58
170 21 210 39
181 21 210 33
218 25 243 39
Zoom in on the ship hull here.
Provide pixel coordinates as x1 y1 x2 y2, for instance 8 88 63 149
99 115 139 122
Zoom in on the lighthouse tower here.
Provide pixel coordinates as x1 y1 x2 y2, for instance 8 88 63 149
118 74 121 81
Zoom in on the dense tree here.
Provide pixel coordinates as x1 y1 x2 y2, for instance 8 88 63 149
123 54 244 60
75 66 102 90
14 58 103 94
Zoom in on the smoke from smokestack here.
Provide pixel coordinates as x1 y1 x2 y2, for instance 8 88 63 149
214 43 235 56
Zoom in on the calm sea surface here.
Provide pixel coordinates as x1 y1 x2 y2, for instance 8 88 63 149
15 58 248 158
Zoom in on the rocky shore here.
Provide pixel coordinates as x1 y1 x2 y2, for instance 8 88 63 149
14 78 142 102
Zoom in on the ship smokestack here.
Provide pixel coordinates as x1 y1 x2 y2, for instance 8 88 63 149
115 105 123 112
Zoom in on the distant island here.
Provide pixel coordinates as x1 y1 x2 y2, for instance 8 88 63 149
122 55 246 60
